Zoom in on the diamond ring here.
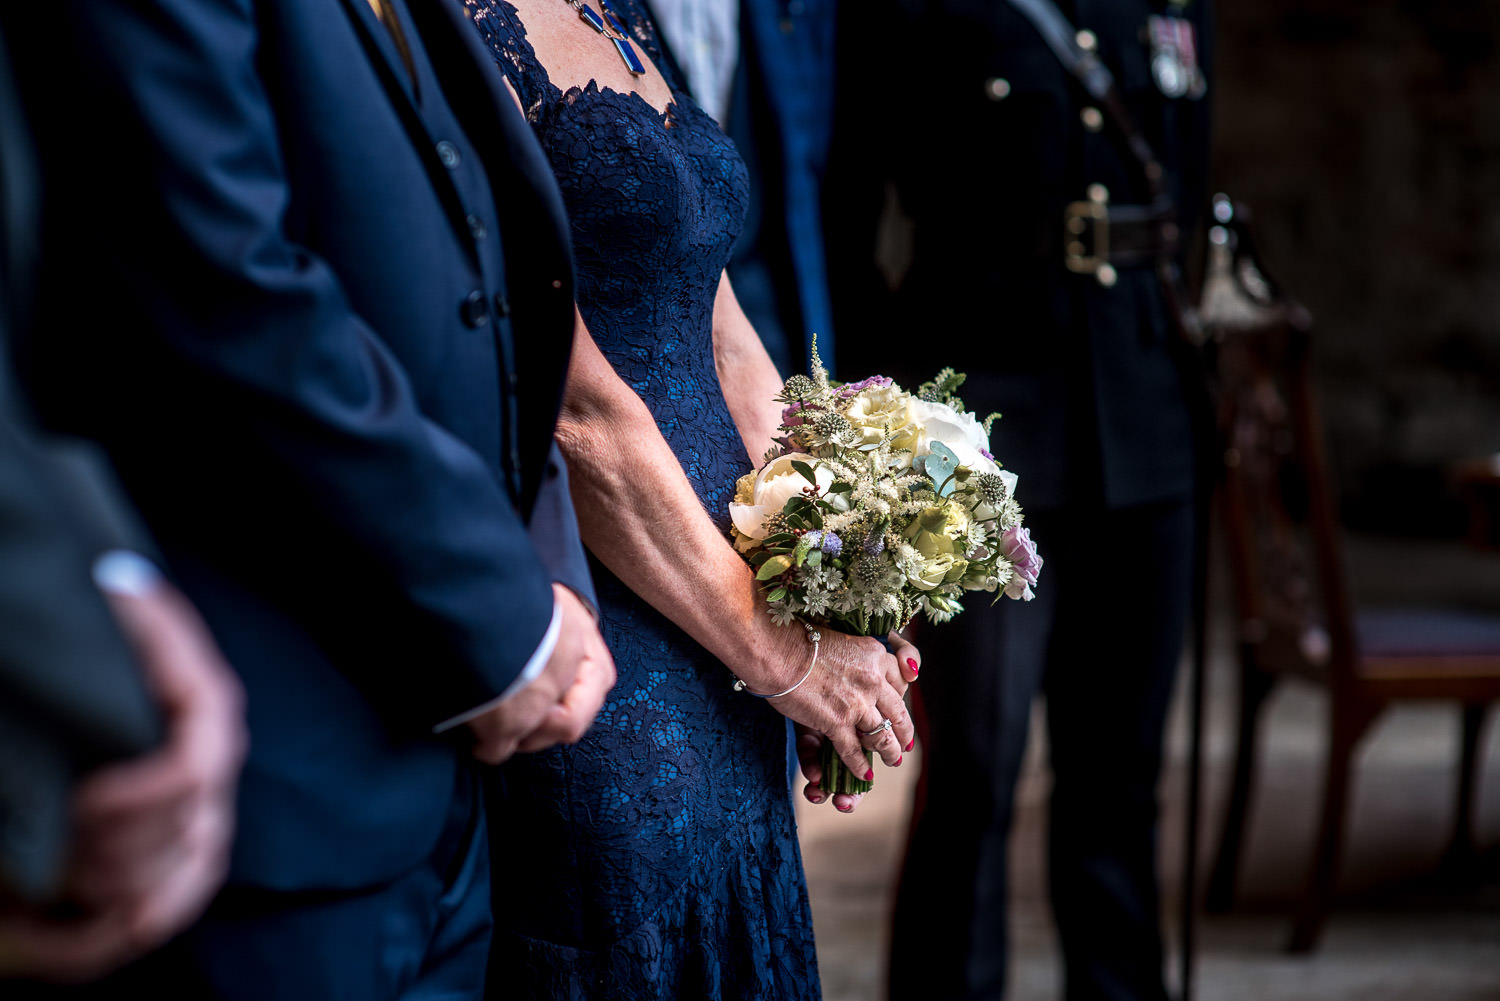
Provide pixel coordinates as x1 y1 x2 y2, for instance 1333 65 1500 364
862 718 894 738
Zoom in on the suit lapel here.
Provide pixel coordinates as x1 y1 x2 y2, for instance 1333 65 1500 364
408 0 575 271
407 0 580 511
334 0 481 268
339 0 420 106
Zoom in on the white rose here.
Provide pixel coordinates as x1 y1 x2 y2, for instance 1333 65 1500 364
910 399 1001 477
728 453 844 550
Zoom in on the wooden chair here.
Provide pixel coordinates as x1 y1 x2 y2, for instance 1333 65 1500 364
1196 200 1500 953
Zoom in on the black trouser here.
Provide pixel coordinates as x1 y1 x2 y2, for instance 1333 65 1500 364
890 497 1193 1001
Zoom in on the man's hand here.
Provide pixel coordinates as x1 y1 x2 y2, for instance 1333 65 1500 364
0 560 246 983
466 584 615 764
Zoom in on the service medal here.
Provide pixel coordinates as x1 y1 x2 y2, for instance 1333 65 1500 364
1147 15 1205 100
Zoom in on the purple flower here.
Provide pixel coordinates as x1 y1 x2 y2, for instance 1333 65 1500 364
979 447 995 462
781 401 815 426
863 532 886 556
820 532 843 557
837 375 894 398
1001 525 1043 600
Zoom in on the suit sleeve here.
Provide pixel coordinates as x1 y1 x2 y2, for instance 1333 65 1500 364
528 442 599 616
4 0 559 728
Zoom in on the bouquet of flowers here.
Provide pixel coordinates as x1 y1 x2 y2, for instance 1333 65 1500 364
729 346 1042 795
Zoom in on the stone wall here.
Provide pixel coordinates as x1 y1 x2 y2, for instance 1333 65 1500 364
1210 0 1500 534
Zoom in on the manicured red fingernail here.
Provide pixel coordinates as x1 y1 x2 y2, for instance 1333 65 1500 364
864 769 874 781
837 803 853 813
907 658 919 675
896 755 903 765
808 792 824 803
906 739 915 751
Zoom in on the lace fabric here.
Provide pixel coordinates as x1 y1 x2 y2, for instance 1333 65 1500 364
461 2 820 997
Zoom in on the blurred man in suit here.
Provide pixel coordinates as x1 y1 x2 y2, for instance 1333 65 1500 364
2 0 614 995
0 23 245 983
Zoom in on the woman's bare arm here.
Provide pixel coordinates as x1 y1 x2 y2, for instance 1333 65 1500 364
555 307 916 779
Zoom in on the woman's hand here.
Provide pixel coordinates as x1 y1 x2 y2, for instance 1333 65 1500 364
766 629 921 814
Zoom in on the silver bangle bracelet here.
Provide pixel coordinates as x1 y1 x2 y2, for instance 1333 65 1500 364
733 624 822 698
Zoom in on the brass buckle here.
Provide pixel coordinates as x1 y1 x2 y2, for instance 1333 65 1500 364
1064 185 1117 287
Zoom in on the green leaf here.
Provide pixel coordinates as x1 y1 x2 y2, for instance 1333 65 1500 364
828 481 853 495
791 459 817 484
806 549 823 568
767 586 788 603
762 532 797 547
755 554 794 580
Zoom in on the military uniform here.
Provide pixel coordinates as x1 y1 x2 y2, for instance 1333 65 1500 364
828 1 1213 998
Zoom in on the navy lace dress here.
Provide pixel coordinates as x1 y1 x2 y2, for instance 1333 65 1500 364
461 2 821 998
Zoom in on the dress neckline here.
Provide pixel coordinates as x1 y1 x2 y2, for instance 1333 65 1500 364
488 0 681 124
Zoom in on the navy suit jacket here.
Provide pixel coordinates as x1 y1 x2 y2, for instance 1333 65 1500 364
4 0 590 891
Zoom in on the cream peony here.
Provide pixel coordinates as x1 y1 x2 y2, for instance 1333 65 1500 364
728 453 843 551
910 399 1001 477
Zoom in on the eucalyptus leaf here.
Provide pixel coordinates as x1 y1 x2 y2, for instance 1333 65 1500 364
756 554 794 580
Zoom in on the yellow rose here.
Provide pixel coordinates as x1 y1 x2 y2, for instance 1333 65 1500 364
903 502 971 558
909 552 967 591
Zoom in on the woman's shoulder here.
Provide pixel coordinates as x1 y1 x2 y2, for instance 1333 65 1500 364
461 0 556 116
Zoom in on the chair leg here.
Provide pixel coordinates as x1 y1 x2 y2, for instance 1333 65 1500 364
1438 702 1490 881
1286 696 1380 954
1205 652 1277 913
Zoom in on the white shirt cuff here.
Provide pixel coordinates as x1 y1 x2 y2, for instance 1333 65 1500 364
431 595 563 734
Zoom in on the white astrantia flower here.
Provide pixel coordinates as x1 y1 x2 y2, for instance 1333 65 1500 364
767 603 798 627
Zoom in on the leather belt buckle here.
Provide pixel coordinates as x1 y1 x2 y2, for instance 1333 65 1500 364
1064 184 1117 287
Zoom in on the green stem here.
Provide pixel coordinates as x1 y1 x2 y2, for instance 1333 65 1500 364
819 741 874 796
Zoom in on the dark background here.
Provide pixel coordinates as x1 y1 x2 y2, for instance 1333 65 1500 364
1209 0 1500 537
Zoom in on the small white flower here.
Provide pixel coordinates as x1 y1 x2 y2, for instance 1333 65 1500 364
767 603 798 627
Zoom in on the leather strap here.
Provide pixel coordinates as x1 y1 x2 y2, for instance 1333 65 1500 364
1007 0 1168 202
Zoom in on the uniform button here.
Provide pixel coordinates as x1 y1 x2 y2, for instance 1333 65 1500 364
460 290 489 328
466 213 487 240
1080 106 1104 132
1087 182 1110 204
984 77 1011 101
1095 263 1118 288
1075 29 1097 52
550 278 563 290
493 293 511 317
436 140 460 169
506 370 520 392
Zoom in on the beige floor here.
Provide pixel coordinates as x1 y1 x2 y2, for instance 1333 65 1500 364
796 534 1500 1001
